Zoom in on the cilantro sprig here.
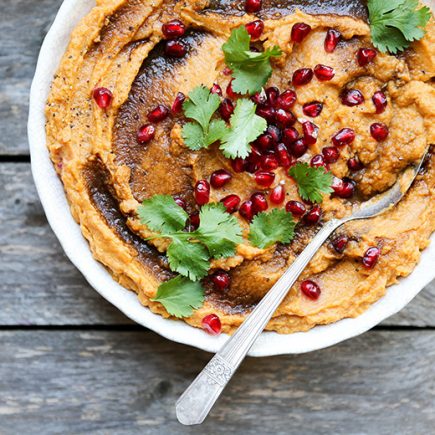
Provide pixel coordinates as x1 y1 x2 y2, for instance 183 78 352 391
222 26 282 94
289 163 333 204
368 0 431 54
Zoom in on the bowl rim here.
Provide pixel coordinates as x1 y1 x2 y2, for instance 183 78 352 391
28 0 435 357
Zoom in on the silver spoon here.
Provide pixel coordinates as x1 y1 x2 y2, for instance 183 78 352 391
176 149 430 425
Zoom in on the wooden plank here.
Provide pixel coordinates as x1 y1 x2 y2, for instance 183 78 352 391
0 329 433 434
0 0 63 155
1 162 434 327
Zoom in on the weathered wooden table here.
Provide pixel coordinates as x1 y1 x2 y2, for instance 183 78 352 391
1 1 434 433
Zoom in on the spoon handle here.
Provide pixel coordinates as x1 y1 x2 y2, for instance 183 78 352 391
176 218 345 425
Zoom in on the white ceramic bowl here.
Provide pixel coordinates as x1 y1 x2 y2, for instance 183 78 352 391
28 0 435 357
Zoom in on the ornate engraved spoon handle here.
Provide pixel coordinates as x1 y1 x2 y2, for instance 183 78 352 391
176 218 345 425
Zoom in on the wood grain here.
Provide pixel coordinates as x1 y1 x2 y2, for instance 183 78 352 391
1 162 434 327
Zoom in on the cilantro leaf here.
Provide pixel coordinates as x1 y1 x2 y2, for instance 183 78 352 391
222 26 282 94
368 0 431 54
220 99 267 159
249 209 296 249
151 275 204 318
138 195 188 233
289 163 334 204
194 203 243 258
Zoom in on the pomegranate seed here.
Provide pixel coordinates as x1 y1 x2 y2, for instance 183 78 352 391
275 143 293 168
226 80 239 99
275 108 296 127
251 91 267 106
239 200 254 221
300 280 321 300
147 104 169 123
219 98 234 121
302 121 319 145
245 20 264 40
277 90 297 110
324 28 341 53
246 147 262 173
292 68 313 86
221 194 241 213
223 66 232 76
362 246 381 269
303 101 323 117
251 192 268 213
270 185 285 204
340 89 364 106
370 122 389 141
347 157 364 171
210 83 223 96
256 133 273 151
357 47 377 66
289 138 308 157
165 39 186 57
261 154 279 171
211 271 231 290
322 146 340 163
194 179 210 205
332 128 355 147
171 92 185 114
202 314 221 335
265 87 280 107
372 91 387 114
189 212 200 230
331 235 349 253
282 127 299 144
137 124 156 143
310 154 326 168
286 200 306 217
92 87 113 109
256 105 275 123
210 169 232 188
162 19 185 39
332 177 355 198
314 64 335 81
245 0 262 13
231 157 246 173
304 205 322 224
291 22 312 43
174 197 187 210
255 171 275 187
266 125 281 144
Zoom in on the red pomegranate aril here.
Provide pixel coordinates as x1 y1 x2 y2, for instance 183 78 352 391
211 271 231 291
210 169 232 188
265 86 280 107
189 212 200 230
251 91 267 106
260 154 279 171
165 39 186 57
231 157 246 173
275 143 293 168
277 89 297 111
289 138 308 157
372 91 387 114
174 197 187 210
202 314 222 335
332 128 355 147
245 20 264 40
266 125 281 144
340 89 365 106
292 68 313 86
251 192 268 212
92 87 113 109
255 170 275 187
210 83 223 96
239 200 254 221
194 179 210 205
245 0 262 13
171 92 185 114
303 101 323 117
370 122 389 141
310 154 326 168
362 246 381 269
147 104 169 123
257 133 273 151
256 105 275 123
221 194 241 213
304 205 322 224
219 98 235 121
282 127 299 144
291 22 312 43
226 80 239 99
357 47 377 66
324 28 341 53
286 200 306 217
223 66 232 76
137 124 156 144
332 177 355 198
314 64 335 82
347 157 364 171
270 184 285 204
322 146 340 163
331 235 349 253
162 19 186 39
302 121 319 145
300 280 321 300
275 108 296 127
